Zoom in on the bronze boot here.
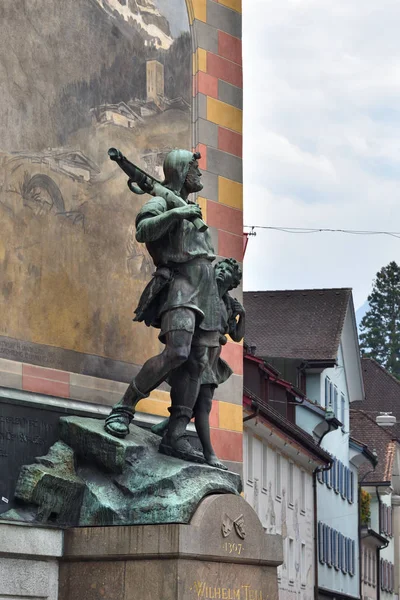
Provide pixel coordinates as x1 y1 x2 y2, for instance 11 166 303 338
104 380 148 438
159 405 205 463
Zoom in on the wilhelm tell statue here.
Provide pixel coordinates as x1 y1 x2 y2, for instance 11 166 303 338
105 148 245 468
4 148 245 527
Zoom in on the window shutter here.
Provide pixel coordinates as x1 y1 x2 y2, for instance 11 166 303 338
350 471 354 503
327 527 331 566
318 522 324 563
332 458 336 490
341 535 347 573
335 459 339 493
323 525 329 564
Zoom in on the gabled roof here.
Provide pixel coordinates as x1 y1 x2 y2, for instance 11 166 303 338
350 408 396 483
353 357 400 440
243 288 352 361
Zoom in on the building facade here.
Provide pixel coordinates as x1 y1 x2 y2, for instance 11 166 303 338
244 288 376 600
351 405 400 600
243 352 331 600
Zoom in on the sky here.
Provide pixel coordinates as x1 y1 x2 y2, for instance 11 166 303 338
243 0 400 310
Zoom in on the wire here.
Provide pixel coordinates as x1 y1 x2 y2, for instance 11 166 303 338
243 225 400 239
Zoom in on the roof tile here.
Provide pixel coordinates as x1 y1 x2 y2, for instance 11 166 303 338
243 288 352 360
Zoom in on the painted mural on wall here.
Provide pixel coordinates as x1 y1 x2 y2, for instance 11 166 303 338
0 0 191 375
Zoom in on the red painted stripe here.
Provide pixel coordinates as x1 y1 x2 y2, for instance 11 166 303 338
209 400 219 428
23 375 70 398
197 71 219 99
210 428 243 462
196 143 207 171
218 127 242 158
207 52 243 88
207 200 242 236
22 364 70 383
221 341 243 375
218 230 243 262
218 31 242 66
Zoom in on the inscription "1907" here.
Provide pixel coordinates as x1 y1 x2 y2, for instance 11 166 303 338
190 582 263 600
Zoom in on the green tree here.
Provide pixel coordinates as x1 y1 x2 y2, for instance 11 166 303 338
360 261 400 379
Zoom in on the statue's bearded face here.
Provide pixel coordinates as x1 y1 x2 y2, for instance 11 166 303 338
184 160 203 194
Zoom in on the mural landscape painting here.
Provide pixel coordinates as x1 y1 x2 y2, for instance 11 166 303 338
0 0 191 378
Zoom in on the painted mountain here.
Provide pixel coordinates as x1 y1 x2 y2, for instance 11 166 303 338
93 0 174 49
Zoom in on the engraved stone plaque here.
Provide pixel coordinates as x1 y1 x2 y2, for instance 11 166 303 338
0 397 101 515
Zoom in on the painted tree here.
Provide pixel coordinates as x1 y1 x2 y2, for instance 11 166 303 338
359 261 400 379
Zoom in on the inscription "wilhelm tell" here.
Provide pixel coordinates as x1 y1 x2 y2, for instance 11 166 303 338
190 582 263 600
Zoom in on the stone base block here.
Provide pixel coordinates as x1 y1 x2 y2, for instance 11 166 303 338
59 494 283 600
0 522 63 600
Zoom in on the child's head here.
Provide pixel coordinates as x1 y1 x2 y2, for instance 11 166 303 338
215 258 242 291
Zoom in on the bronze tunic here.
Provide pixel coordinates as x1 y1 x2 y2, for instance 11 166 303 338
133 197 220 333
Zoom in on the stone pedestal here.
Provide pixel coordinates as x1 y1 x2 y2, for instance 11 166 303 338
0 521 63 600
59 494 282 600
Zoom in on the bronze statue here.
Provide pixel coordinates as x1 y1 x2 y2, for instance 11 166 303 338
152 258 245 469
104 149 244 467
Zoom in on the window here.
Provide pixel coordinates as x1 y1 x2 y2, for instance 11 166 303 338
363 549 367 583
246 434 253 483
334 459 339 493
333 386 338 417
341 394 345 428
275 453 281 499
331 530 336 569
326 462 332 489
372 552 376 587
341 535 347 573
318 522 324 563
301 543 306 587
338 533 343 569
262 444 268 493
368 549 372 584
324 377 330 408
350 540 355 576
288 538 294 583
338 461 343 495
348 471 354 504
300 470 306 513
327 527 332 567
288 462 294 508
380 559 385 591
333 530 339 570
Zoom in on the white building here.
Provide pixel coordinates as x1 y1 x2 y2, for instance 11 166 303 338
243 352 332 600
244 288 376 600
